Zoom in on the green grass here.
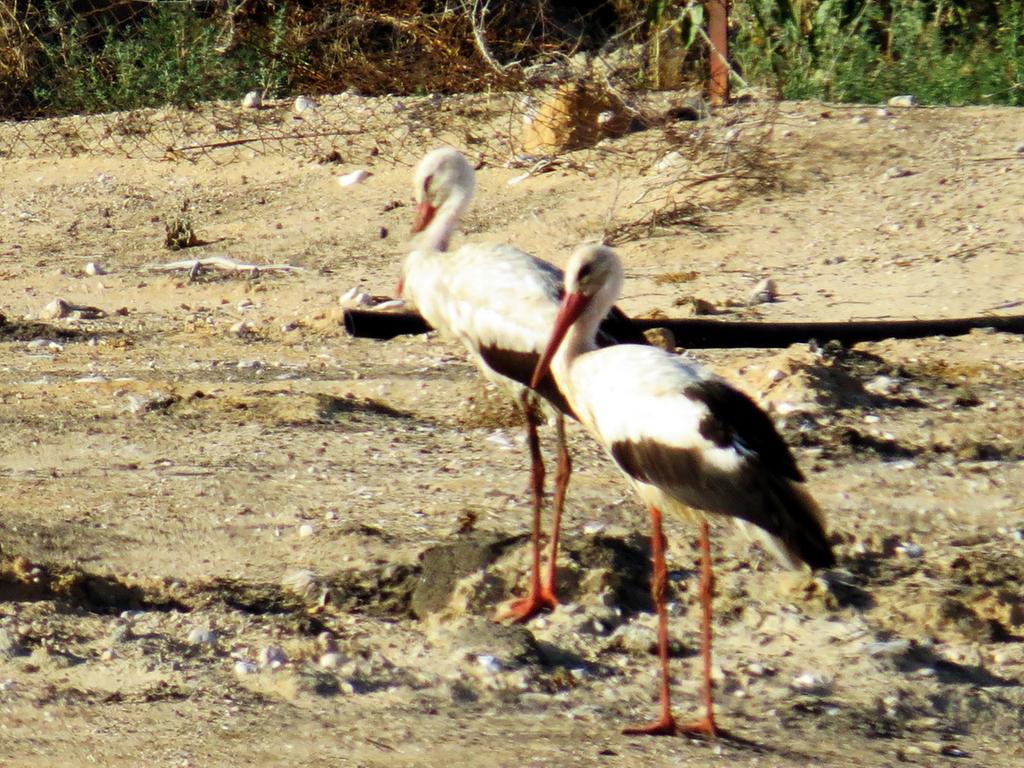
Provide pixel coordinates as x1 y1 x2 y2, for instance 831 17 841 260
16 1 295 116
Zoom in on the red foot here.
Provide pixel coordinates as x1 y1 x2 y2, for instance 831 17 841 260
496 588 559 623
623 714 719 738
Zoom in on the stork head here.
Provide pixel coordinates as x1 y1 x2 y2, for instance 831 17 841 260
411 147 475 236
530 244 624 389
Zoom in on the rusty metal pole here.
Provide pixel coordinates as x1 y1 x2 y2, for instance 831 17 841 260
706 0 729 105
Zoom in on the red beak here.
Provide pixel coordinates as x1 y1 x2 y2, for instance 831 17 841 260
531 292 589 390
411 201 436 233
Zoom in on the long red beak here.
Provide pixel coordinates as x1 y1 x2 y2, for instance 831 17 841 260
530 292 589 390
411 200 436 233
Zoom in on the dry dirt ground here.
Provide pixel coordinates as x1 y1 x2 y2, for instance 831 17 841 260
1 97 1023 767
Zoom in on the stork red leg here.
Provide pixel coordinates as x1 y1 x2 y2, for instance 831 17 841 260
685 521 719 737
542 415 571 597
498 398 558 622
624 512 718 738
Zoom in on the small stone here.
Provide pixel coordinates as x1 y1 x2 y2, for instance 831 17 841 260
887 94 917 108
242 90 262 109
865 375 899 396
259 645 287 669
293 95 317 115
84 261 107 276
42 298 72 319
884 166 914 179
26 339 63 352
1014 142 1024 154
187 627 218 646
229 321 253 337
319 652 346 669
298 523 315 538
476 654 502 674
748 278 778 305
851 115 869 124
896 542 924 558
338 170 372 187
688 297 718 316
282 569 321 601
234 660 258 675
339 287 374 308
642 327 675 351
791 672 832 695
608 623 657 655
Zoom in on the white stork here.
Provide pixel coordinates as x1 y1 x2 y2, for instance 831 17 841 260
531 244 835 737
400 148 641 622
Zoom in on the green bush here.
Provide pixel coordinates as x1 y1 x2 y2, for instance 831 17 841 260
9 1 295 116
733 0 1024 105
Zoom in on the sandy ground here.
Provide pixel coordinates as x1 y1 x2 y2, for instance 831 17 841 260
1 97 1023 767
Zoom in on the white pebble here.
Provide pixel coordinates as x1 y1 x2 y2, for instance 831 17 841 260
187 627 218 646
293 95 317 114
337 169 372 187
298 523 315 538
339 287 374 308
887 94 917 108
230 321 253 337
84 261 107 276
241 90 262 109
234 660 258 676
791 672 832 695
319 652 346 669
896 542 924 558
476 654 502 673
259 646 287 669
748 277 778 305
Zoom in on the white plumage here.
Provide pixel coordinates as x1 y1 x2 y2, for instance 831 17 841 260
531 243 834 736
399 148 577 622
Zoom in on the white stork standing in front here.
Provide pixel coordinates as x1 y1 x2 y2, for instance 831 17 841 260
531 244 836 737
399 148 641 622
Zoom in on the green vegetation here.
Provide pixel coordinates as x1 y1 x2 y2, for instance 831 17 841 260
1 0 1021 118
732 0 1024 105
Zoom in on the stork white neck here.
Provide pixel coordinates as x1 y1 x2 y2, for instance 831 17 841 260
415 185 471 253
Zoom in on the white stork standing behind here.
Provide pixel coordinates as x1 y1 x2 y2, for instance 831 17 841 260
531 244 836 737
399 148 641 622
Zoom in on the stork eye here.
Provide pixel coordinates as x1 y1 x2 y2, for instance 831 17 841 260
577 261 594 282
422 174 434 197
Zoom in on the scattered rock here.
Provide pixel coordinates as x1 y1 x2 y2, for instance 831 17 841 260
281 569 322 603
242 90 262 109
340 287 374 309
642 327 675 351
293 95 317 115
887 94 917 108
319 652 346 669
41 298 106 320
187 627 218 646
259 645 287 669
883 166 914 179
229 320 254 337
84 261 107 276
338 169 372 187
749 277 778 305
790 671 833 695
